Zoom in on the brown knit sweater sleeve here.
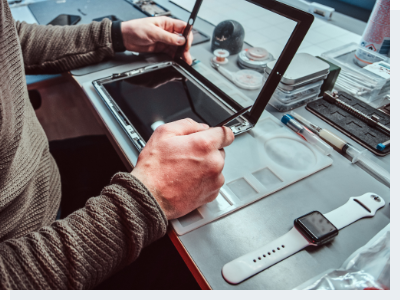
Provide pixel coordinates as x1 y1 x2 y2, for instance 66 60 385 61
15 19 115 74
0 173 168 289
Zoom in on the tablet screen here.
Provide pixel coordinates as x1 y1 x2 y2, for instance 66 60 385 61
103 66 236 141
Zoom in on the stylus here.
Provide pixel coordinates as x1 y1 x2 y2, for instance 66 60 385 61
215 106 252 127
174 0 203 60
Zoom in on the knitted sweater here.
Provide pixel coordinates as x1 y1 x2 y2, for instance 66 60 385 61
0 0 167 289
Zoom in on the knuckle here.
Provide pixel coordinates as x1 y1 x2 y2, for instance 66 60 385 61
216 174 225 188
196 136 213 153
209 155 224 175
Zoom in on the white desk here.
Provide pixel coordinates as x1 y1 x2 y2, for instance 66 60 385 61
11 0 390 290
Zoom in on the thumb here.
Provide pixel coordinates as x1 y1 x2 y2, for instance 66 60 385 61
159 118 209 137
153 26 186 46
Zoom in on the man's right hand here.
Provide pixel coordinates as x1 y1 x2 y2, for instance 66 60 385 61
131 118 235 220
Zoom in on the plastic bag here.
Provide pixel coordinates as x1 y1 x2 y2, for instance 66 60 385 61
294 224 390 290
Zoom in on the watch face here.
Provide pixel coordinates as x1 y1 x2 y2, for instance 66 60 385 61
294 211 338 246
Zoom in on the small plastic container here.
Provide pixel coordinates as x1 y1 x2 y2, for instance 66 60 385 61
269 91 320 112
273 80 323 103
321 43 390 107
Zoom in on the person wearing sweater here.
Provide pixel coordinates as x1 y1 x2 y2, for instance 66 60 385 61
0 0 234 289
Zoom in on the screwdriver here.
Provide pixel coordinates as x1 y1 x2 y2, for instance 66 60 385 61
291 111 389 186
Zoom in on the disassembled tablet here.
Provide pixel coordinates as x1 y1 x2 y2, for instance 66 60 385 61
93 0 314 153
131 0 172 17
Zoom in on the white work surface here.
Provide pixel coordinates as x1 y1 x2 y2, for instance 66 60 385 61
11 0 390 290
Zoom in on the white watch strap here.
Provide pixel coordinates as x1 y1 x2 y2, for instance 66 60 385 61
324 193 385 230
222 227 310 284
222 193 385 284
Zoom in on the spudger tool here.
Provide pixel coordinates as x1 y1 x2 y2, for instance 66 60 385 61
174 0 203 60
215 106 252 127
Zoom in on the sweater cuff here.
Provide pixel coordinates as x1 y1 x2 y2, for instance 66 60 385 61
111 21 126 52
109 172 168 243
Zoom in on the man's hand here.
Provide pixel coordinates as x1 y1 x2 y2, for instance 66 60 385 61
121 17 194 64
131 119 235 220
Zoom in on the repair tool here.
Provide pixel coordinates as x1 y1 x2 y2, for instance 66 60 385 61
174 0 203 60
325 91 390 135
215 106 252 127
291 111 389 185
281 114 333 156
307 91 390 156
377 140 390 151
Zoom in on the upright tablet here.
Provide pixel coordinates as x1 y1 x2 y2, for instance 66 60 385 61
93 0 314 153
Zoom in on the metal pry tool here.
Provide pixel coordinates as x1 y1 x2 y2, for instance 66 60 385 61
215 106 252 127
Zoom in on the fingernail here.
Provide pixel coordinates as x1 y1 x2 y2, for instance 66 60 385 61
202 124 209 129
177 36 186 44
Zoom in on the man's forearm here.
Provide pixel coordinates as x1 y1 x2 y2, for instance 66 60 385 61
0 173 167 289
16 19 117 74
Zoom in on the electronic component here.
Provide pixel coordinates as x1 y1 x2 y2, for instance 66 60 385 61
132 0 171 17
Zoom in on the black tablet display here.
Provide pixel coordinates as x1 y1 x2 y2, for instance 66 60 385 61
103 66 236 141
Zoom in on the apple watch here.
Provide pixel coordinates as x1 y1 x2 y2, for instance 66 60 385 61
222 193 386 284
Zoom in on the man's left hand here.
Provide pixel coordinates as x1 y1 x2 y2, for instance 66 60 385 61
121 17 193 64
